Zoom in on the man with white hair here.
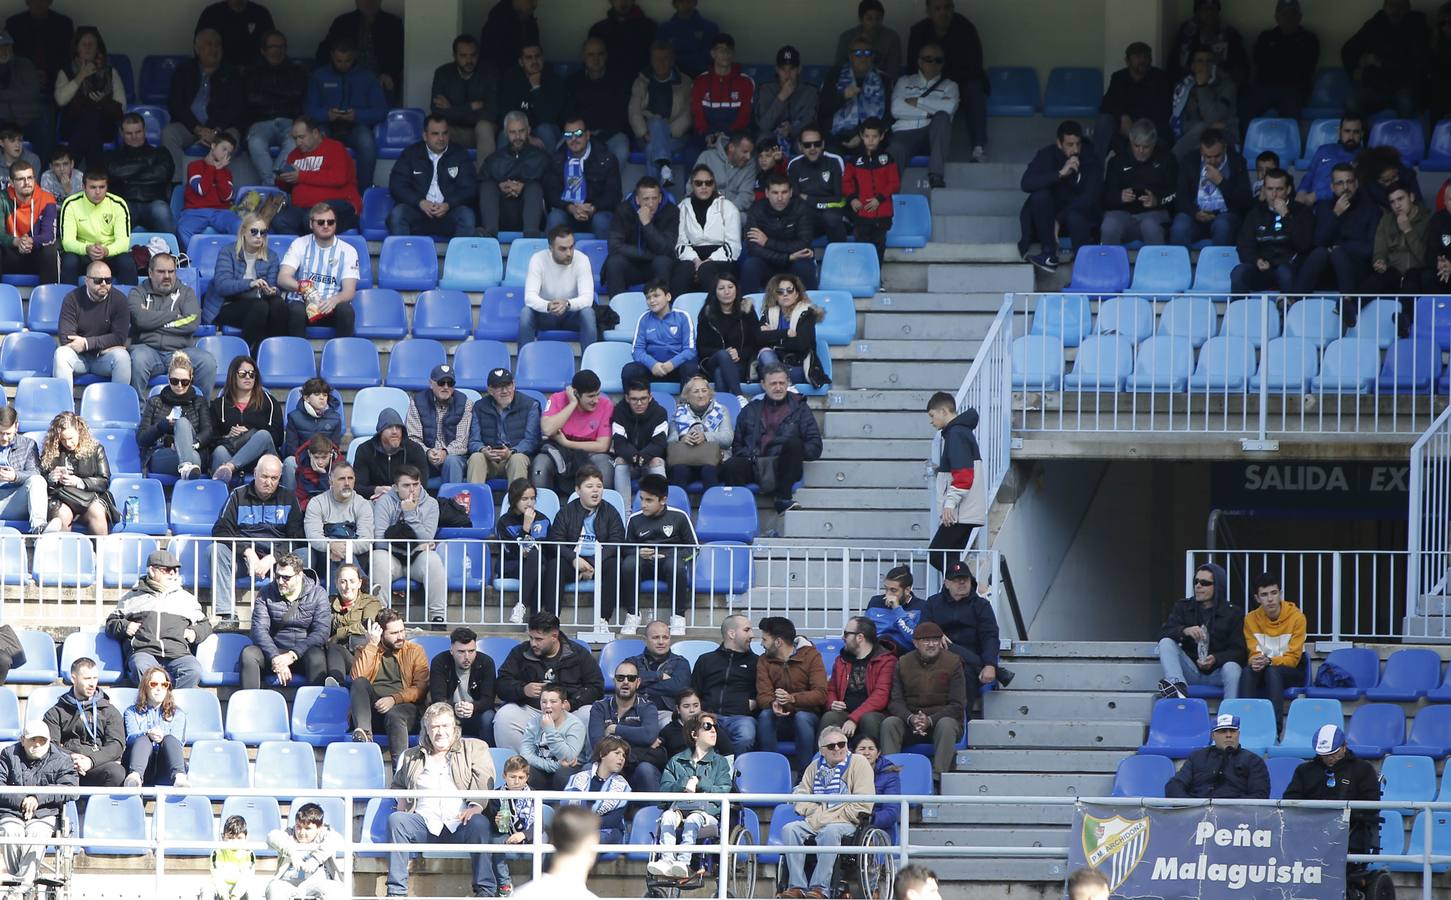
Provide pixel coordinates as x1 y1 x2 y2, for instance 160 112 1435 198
778 725 874 899
0 721 78 893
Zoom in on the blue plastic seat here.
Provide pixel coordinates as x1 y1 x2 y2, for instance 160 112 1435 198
1129 246 1192 298
195 335 249 388
1382 755 1437 805
438 237 504 290
0 688 18 740
1157 295 1216 348
1124 335 1193 392
1377 338 1442 393
452 339 511 390
1191 246 1239 298
353 288 410 340
1297 118 1342 168
187 233 231 295
0 333 54 381
377 235 440 291
8 630 57 685
1042 67 1102 117
172 535 215 590
1346 298 1402 349
375 108 425 159
690 541 752 596
515 341 575 393
187 739 252 798
0 284 22 332
1394 706 1451 759
1312 337 1381 394
1284 297 1342 348
14 377 73 432
436 482 496 538
734 751 793 806
318 336 382 390
25 283 67 333
1215 698 1277 755
1061 334 1135 392
985 66 1039 116
1344 703 1406 759
169 479 229 536
23 685 64 725
224 689 291 744
95 428 141 475
576 238 609 289
695 486 759 543
322 741 387 790
603 292 647 342
254 740 319 790
349 386 410 437
129 103 168 143
168 687 223 743
1389 812 1451 873
1370 118 1426 166
79 383 141 430
674 292 707 321
131 231 180 256
290 685 350 747
885 194 931 248
503 238 548 287
96 534 157 590
1137 697 1210 758
1065 246 1131 296
82 794 148 855
1010 335 1065 390
220 797 284 857
109 476 168 535
257 336 317 389
138 55 187 105
1250 337 1316 392
1268 698 1345 758
476 286 525 341
1425 120 1451 171
671 640 715 669
579 342 634 394
336 234 373 289
1222 297 1284 348
1095 296 1154 341
818 243 880 297
359 186 393 241
811 290 856 345
1305 647 1381 700
39 536 98 590
1030 294 1092 348
191 633 244 691
1266 756 1300 799
1304 69 1353 119
0 528 26 587
1110 754 1174 797
1366 649 1442 701
599 639 645 690
385 338 448 390
412 290 474 340
1243 117 1302 166
413 634 452 663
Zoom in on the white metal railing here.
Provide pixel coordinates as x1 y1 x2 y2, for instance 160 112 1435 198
1010 292 1450 440
1408 405 1451 640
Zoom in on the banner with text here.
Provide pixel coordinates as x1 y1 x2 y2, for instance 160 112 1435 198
1066 802 1347 899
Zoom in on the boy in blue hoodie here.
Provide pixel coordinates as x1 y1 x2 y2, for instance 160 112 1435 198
621 280 698 389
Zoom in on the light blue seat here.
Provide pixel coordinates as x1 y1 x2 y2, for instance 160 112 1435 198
1042 67 1102 117
224 689 291 745
1094 296 1154 341
95 429 142 475
173 536 215 591
0 332 54 382
321 741 387 790
1370 118 1426 166
1157 295 1217 348
476 286 525 341
349 386 410 438
319 337 382 390
79 382 141 430
82 794 148 856
1221 297 1282 347
1396 706 1451 759
1344 703 1406 759
436 483 496 538
1243 117 1302 166
188 739 251 799
413 634 451 662
0 688 19 740
1284 297 1341 348
503 238 548 287
1251 337 1317 392
1311 338 1380 394
0 527 26 586
672 640 715 669
172 687 223 743
515 341 575 393
1010 335 1064 390
810 290 856 345
254 740 319 790
385 338 448 390
1137 698 1209 758
1125 335 1193 392
169 479 229 535
1304 70 1352 119
195 335 248 388
1065 245 1130 296
221 797 283 857
695 486 759 543
1390 812 1451 873
1215 698 1277 754
599 639 645 691
109 476 168 535
14 377 72 432
1345 298 1401 349
1426 121 1451 171
411 289 474 340
1110 754 1174 797
1030 294 1092 348
579 342 634 394
1191 246 1239 298
290 685 350 747
818 243 879 297
39 537 98 590
1366 648 1442 701
1377 338 1442 393
439 237 504 290
377 235 440 291
353 288 410 340
257 336 317 388
96 535 156 593
23 686 64 725
1128 245 1192 298
0 285 23 331
1269 698 1345 758
1061 334 1135 392
452 340 511 390
885 194 930 248
604 292 647 342
985 66 1039 116
674 292 707 321
1381 755 1437 805
1373 810 1406 867
8 630 57 685
692 541 753 597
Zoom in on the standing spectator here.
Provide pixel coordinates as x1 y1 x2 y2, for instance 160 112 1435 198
1170 128 1251 248
835 0 901 85
177 135 242 248
924 561 1004 700
667 375 732 492
0 159 59 286
1343 0 1431 118
589 661 665 792
542 466 625 627
755 616 828 773
1169 0 1248 84
195 0 275 68
304 38 385 191
1164 714 1269 798
1239 573 1307 732
5 0 72 89
1243 0 1319 125
1357 182 1431 333
352 408 429 500
655 0 717 78
349 607 429 764
520 226 598 349
465 368 540 488
120 665 189 788
691 34 752 147
494 611 605 751
1296 115 1365 206
1099 120 1177 247
271 117 363 236
385 115 477 240
545 118 621 237
907 0 987 162
431 34 497 156
589 0 655 79
742 173 816 294
212 455 302 629
277 202 360 338
163 30 257 189
497 44 565 152
629 41 693 187
495 478 551 622
649 711 731 880
926 393 984 574
1155 563 1245 699
0 408 47 535
406 364 474 487
755 46 818 150
479 112 550 238
481 0 539 77
303 464 372 594
316 0 403 105
1097 42 1174 160
695 130 755 214
846 118 899 263
788 126 849 243
879 623 964 781
821 616 896 745
43 657 125 787
369 465 448 624
0 38 48 166
630 619 692 716
204 215 283 357
106 114 176 236
779 726 874 897
605 175 679 295
429 626 497 742
1017 121 1101 272
1296 163 1379 295
756 273 826 387
264 803 347 900
53 261 129 394
618 473 697 634
323 562 377 683
672 163 741 296
39 145 80 201
1170 46 1238 161
623 284 698 391
208 355 284 484
723 364 822 513
695 273 756 396
1230 167 1313 295
240 551 329 689
53 27 123 170
0 723 75 897
691 613 758 751
822 36 890 155
244 30 306 183
565 38 633 170
105 549 212 689
57 171 135 285
889 42 960 190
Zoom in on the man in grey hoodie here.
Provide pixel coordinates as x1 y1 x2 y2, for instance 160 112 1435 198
369 464 447 624
126 252 217 399
694 131 756 212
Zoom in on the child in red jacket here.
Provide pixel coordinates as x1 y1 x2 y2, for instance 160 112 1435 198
844 117 900 263
177 133 242 248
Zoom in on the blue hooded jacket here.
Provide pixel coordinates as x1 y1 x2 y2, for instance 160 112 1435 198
864 593 926 655
304 65 387 126
283 392 344 457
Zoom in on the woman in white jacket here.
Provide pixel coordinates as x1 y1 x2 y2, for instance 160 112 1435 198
672 164 741 296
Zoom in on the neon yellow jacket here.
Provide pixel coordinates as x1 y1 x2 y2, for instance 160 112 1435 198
59 192 130 257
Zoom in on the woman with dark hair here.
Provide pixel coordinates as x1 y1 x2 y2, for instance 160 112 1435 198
39 411 117 534
694 271 758 394
325 563 378 685
757 272 825 387
208 354 283 484
122 665 189 787
562 734 633 842
497 478 551 622
671 163 741 296
138 350 214 481
53 26 125 168
205 213 284 356
851 733 901 834
650 711 733 880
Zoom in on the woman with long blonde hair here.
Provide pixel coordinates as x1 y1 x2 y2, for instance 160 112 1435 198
203 213 283 356
39 411 117 534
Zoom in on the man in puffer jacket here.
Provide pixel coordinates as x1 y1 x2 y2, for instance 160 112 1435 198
43 658 126 786
104 549 213 688
0 722 79 892
721 365 823 513
240 552 331 690
741 172 816 293
1165 713 1269 799
127 252 217 399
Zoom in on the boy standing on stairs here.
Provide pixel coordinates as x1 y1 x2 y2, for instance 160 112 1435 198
925 391 984 575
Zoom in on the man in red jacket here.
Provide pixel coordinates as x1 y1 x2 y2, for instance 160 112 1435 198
690 33 752 147
271 115 362 235
821 615 896 746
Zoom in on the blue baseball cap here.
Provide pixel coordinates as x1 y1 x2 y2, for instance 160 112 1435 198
1313 724 1346 755
1213 714 1239 731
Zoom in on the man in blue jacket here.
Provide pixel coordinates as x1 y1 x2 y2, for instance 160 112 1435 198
211 454 304 629
239 551 331 690
1295 115 1364 206
386 115 478 240
1017 120 1101 273
923 561 1006 703
1294 163 1380 295
465 367 541 486
304 38 386 190
622 281 698 389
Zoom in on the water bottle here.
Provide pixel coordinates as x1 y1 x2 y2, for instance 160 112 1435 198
1196 636 1210 663
123 496 139 528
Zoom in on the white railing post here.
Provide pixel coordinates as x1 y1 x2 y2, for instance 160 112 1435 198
1407 406 1451 642
1330 552 1343 644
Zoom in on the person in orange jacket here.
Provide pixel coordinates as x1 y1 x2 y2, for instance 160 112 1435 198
350 607 431 766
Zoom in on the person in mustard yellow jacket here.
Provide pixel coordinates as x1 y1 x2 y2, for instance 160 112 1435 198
349 607 430 766
1238 572 1307 732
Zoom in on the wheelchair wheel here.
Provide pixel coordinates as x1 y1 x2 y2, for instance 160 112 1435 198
728 822 758 898
855 828 895 900
646 886 682 898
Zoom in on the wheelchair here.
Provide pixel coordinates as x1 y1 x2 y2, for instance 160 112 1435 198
644 804 759 899
1 801 77 900
771 811 896 900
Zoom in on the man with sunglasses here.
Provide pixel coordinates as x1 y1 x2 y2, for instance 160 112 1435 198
779 724 874 899
887 42 959 191
879 622 964 782
277 202 360 338
105 549 213 688
53 258 131 394
544 116 621 236
241 551 332 690
786 126 849 244
589 660 666 793
127 252 218 400
271 115 362 236
823 37 889 154
1155 562 1245 700
907 0 988 163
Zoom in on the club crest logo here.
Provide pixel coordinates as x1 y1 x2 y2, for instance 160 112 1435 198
1082 814 1150 891
448 167 459 178
662 524 674 537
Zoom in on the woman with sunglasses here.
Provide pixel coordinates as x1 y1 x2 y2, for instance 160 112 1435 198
757 272 827 388
671 163 740 297
496 478 551 622
205 213 284 357
325 563 379 685
649 711 733 880
138 350 214 481
850 734 901 835
207 354 284 484
122 665 189 788
695 271 758 395
39 411 117 534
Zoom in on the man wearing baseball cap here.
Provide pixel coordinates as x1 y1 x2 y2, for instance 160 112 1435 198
466 367 541 487
405 364 475 488
103 548 213 688
1283 724 1381 866
1165 713 1268 799
0 720 77 892
754 46 818 148
879 620 965 781
923 560 1012 696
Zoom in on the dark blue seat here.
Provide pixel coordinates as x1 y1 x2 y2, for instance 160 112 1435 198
476 286 525 341
258 336 317 388
1042 67 1102 117
1304 647 1380 700
1137 697 1209 758
436 483 496 538
1110 754 1174 797
195 335 249 388
94 428 141 475
439 237 504 290
170 479 229 535
1425 120 1451 171
695 486 759 543
1065 245 1131 295
691 541 752 596
1365 648 1442 701
1344 703 1406 759
1303 68 1352 119
138 55 187 105
576 238 609 290
25 283 68 334
14 377 72 431
359 186 394 241
384 338 448 390
374 108 425 160
377 235 440 291
412 289 474 339
353 288 410 340
1393 706 1451 759
452 339 511 389
734 751 792 806
319 337 382 390
1267 756 1301 799
1370 118 1426 166
514 341 574 393
985 66 1039 115
1376 338 1441 393
339 234 373 288
109 476 168 535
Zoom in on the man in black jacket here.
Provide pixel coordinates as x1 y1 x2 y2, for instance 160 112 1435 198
352 408 430 501
1164 713 1269 799
428 626 497 743
211 454 304 628
1017 120 1101 273
1099 119 1177 246
1169 128 1252 248
1230 168 1313 295
1095 42 1173 160
1283 725 1382 868
564 37 633 177
387 115 478 240
0 722 79 892
742 172 816 293
691 613 758 752
42 657 125 787
545 117 622 236
543 466 625 627
618 474 698 635
497 44 566 152
610 382 668 500
604 176 677 295
104 549 213 688
1342 0 1430 119
105 114 176 235
923 561 1006 702
906 0 988 158
494 611 605 751
1155 562 1246 699
1242 0 1319 125
431 34 498 156
480 111 550 238
161 29 259 189
316 0 404 104
1295 163 1380 295
244 30 307 182
721 364 823 513
787 126 848 243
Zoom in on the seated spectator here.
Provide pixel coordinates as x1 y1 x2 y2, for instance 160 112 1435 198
629 41 693 187
58 171 136 285
754 142 787 204
38 411 116 536
834 0 901 88
1 159 59 285
53 27 124 170
1429 199 1451 293
495 611 604 750
520 684 587 789
1251 150 1282 200
852 734 900 835
925 560 1007 700
283 377 344 482
43 656 124 787
864 565 926 655
534 371 614 494
845 119 899 265
211 816 259 900
1170 45 1238 161
822 36 890 156
406 364 473 487
386 703 498 899
353 408 429 501
138 352 213 482
1242 1 1319 125
908 0 988 161
691 613 758 751
1170 128 1251 248
1230 168 1313 294
241 551 328 690
208 355 284 484
562 734 632 840
277 203 360 338
926 392 984 575
757 273 825 386
1156 563 1244 699
590 0 655 78
659 687 735 757
821 616 896 744
723 364 822 513
479 111 550 238
605 176 679 296
879 622 964 781
610 381 669 500
204 214 284 356
0 42 47 167
128 252 218 399
304 37 384 190
589 661 665 792
1296 115 1365 207
1238 572 1307 732
1017 121 1100 272
323 562 377 684
545 117 621 237
305 460 373 591
668 375 732 491
655 0 717 78
1100 119 1177 246
1096 42 1173 160
496 43 565 153
756 45 818 151
788 126 849 244
291 436 339 512
695 131 755 215
650 710 731 880
244 30 306 183
121 665 188 788
213 455 303 630
1164 713 1269 799
196 0 274 72
1295 163 1378 295
743 173 815 294
271 116 363 236
430 626 497 743
695 273 756 395
755 616 828 773
386 114 477 240
54 259 129 394
0 127 38 198
349 607 429 764
691 34 752 149
0 723 77 896
631 619 692 718
1169 0 1248 83
671 165 741 297
163 30 258 189
520 225 598 348
1343 0 1430 118
105 548 212 688
565 38 633 172
0 408 46 534
890 43 960 191
317 0 403 104
619 473 698 635
265 802 347 900
104 114 175 236
488 754 534 895
465 367 540 489
1283 725 1382 866
369 464 447 624
779 725 874 897
1357 181 1430 333
496 478 551 623
1361 146 1423 211
544 465 625 624
624 283 699 390
431 34 498 156
39 145 82 201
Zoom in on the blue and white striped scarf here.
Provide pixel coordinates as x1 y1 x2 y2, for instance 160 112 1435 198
811 751 852 800
673 399 726 436
831 66 885 136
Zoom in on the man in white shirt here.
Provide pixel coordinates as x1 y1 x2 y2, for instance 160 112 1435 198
888 42 961 189
511 805 601 900
277 203 360 338
386 702 498 897
519 225 597 348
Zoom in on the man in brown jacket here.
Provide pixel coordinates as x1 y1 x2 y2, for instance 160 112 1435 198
779 724 875 899
349 607 430 765
756 616 828 774
880 621 966 781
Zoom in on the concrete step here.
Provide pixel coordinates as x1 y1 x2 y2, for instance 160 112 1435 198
926 264 1036 294
997 661 1164 692
931 214 1020 244
822 438 927 459
863 314 996 341
966 719 1146 751
794 487 931 509
779 509 933 541
941 161 1031 185
914 826 1068 849
934 802 1075 827
834 339 977 362
848 361 970 390
803 458 933 488
824 411 937 440
885 242 1028 264
954 748 1133 774
943 771 1116 798
931 188 1024 216
928 859 1070 883
867 291 1011 313
982 690 1155 722
1007 641 1160 659
820 389 938 411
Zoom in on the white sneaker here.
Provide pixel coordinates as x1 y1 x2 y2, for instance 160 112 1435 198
971 145 986 162
509 602 526 625
667 860 690 879
123 772 141 788
620 613 641 636
595 617 613 634
177 463 199 480
659 164 674 187
172 772 190 788
647 858 673 877
42 519 61 533
669 614 686 636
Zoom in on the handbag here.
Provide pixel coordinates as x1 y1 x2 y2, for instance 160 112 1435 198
752 455 779 494
667 441 722 467
0 625 26 668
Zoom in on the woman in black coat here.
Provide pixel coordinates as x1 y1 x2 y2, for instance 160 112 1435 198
207 354 284 484
39 411 117 534
695 271 759 394
138 350 214 480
